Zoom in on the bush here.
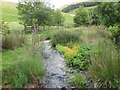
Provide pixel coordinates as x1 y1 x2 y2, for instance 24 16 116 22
56 44 91 70
107 25 120 45
74 6 90 26
52 30 80 46
0 22 10 35
88 39 120 88
2 31 25 50
68 73 88 88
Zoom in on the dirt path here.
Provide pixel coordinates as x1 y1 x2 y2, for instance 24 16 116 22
41 40 71 88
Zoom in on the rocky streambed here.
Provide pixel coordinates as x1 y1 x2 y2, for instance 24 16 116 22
41 40 71 88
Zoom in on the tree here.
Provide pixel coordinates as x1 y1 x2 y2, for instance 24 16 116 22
53 10 65 26
97 2 120 27
17 1 52 28
97 2 120 45
74 6 90 26
89 7 100 25
17 1 65 32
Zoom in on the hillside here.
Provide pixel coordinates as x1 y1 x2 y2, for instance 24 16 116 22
1 1 19 22
67 6 97 14
62 12 74 25
61 2 98 13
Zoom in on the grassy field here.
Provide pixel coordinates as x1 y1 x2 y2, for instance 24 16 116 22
1 1 19 22
62 12 74 25
67 8 78 15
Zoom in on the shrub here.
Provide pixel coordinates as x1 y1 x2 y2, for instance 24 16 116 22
65 44 91 70
68 73 88 88
56 44 91 70
52 30 80 46
74 6 90 26
0 22 10 35
107 25 120 45
2 31 25 50
88 39 120 88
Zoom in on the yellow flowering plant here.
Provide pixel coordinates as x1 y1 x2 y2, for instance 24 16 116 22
56 43 91 70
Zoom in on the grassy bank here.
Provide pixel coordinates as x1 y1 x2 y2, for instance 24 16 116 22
2 32 45 88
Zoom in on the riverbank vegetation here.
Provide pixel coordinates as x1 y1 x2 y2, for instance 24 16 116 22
1 1 120 88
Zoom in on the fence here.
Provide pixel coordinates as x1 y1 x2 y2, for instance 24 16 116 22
23 25 74 33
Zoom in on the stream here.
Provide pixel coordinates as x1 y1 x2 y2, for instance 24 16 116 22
41 40 72 88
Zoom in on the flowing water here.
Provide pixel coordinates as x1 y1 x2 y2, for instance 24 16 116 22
41 40 71 88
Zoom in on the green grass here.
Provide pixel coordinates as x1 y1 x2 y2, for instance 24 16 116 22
2 30 45 88
88 39 119 88
1 1 19 22
67 6 97 15
67 8 78 15
2 49 15 70
86 6 97 10
2 39 45 88
62 12 74 25
68 73 88 88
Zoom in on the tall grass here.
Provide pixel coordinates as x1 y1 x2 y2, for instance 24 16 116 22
52 30 81 46
68 73 88 88
88 39 119 88
2 32 45 88
2 31 25 50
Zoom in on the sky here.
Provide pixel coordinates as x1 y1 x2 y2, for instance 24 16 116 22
3 0 88 8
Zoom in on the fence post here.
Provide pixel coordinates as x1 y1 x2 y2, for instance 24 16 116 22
24 24 26 33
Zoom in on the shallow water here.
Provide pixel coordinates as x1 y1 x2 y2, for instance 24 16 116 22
41 40 71 88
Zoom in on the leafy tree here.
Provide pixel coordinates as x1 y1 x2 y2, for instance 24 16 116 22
17 1 65 31
53 10 65 26
74 6 90 26
97 2 120 45
97 2 120 27
17 2 34 26
89 7 100 25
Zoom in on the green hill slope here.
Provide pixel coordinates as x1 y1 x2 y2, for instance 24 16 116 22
62 6 97 25
62 12 74 25
67 6 97 15
1 1 19 22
